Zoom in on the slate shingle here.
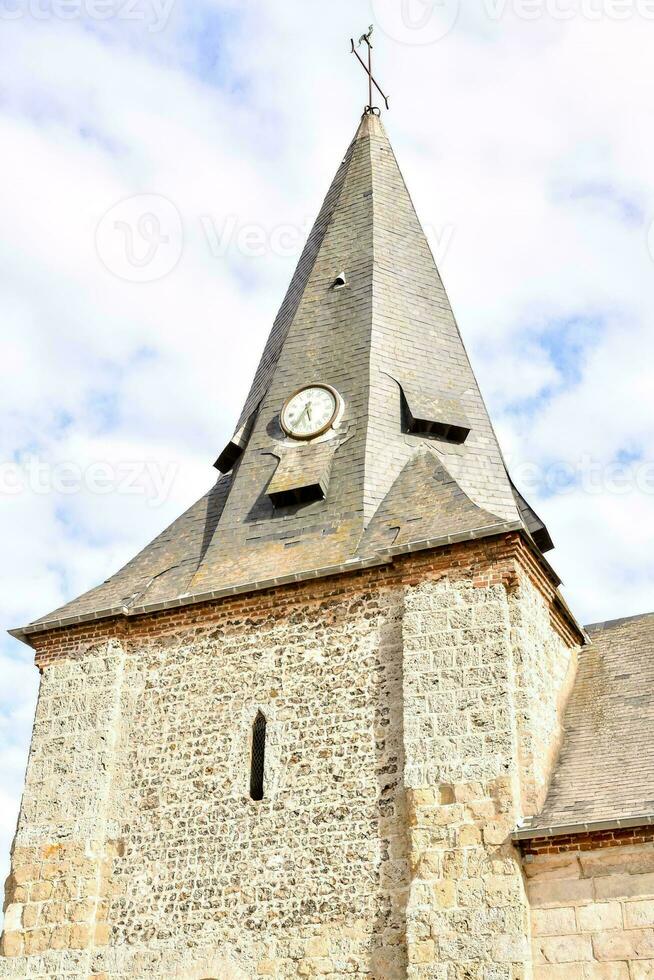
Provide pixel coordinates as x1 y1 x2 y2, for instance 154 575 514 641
527 611 654 832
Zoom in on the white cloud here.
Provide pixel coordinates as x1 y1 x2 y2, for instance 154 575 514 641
1 0 653 889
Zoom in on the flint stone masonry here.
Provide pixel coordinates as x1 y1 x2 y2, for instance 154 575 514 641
1 537 579 978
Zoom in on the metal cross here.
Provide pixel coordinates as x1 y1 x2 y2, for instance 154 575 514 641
350 25 390 113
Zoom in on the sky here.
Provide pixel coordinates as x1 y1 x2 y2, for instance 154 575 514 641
1 0 654 888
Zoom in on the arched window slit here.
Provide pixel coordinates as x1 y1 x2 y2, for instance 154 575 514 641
250 711 267 801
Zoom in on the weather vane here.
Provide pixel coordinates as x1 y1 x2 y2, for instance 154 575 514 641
350 25 390 115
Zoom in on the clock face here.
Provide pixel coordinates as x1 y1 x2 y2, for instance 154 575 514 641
281 384 339 440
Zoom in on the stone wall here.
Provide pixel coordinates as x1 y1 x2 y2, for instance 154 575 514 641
509 567 578 816
402 556 575 978
1 647 129 974
1 536 581 979
524 833 654 978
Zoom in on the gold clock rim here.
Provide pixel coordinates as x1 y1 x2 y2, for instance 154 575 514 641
280 383 340 441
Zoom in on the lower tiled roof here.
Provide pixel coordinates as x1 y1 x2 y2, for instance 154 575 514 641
527 610 654 833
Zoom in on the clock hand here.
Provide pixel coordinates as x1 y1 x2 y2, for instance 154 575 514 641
306 402 312 421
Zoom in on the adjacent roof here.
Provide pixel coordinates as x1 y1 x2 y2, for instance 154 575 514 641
518 611 654 837
15 111 557 639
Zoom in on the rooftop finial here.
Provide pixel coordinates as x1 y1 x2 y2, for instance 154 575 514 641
350 25 390 114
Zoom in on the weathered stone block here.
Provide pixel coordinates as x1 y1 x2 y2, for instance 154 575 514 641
0 933 23 958
577 903 623 932
297 956 334 975
529 878 594 908
454 782 484 804
492 932 530 962
580 848 654 880
458 825 482 847
407 940 436 964
433 879 457 908
1 907 22 934
625 901 654 929
23 928 50 956
525 854 583 882
29 881 52 902
69 923 92 950
536 934 593 963
94 923 111 946
484 821 512 846
417 851 442 879
21 905 38 930
593 928 654 961
630 962 654 979
582 965 630 979
595 874 654 902
10 866 38 887
532 907 577 937
50 925 72 950
40 901 65 926
486 875 522 908
457 878 485 907
533 967 585 979
465 799 496 821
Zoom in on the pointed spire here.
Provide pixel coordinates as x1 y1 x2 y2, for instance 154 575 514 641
19 112 553 636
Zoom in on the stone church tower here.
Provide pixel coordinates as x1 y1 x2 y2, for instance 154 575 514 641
4 111 654 979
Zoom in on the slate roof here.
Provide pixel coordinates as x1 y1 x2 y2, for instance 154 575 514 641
520 611 654 836
16 111 558 638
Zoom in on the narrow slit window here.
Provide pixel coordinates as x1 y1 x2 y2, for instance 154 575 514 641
250 711 267 801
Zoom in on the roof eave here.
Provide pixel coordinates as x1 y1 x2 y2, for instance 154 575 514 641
12 522 586 650
515 529 588 646
514 812 654 842
10 520 524 647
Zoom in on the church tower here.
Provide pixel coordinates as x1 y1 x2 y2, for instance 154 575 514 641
1 108 585 978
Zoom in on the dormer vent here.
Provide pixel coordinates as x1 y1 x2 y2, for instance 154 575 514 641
268 441 337 508
332 271 347 289
397 379 471 445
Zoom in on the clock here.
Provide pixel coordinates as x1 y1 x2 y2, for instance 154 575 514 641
281 384 340 440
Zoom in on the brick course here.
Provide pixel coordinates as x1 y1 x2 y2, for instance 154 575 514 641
523 828 654 857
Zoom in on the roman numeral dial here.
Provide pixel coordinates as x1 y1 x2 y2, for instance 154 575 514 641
280 384 340 440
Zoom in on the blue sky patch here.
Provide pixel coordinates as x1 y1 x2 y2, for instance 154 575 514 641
551 178 644 226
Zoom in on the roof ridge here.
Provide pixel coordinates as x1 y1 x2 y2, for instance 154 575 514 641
586 609 654 632
217 119 366 471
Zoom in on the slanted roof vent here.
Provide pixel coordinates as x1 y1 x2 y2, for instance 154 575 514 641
397 379 471 445
332 271 347 289
215 410 257 474
268 441 337 508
